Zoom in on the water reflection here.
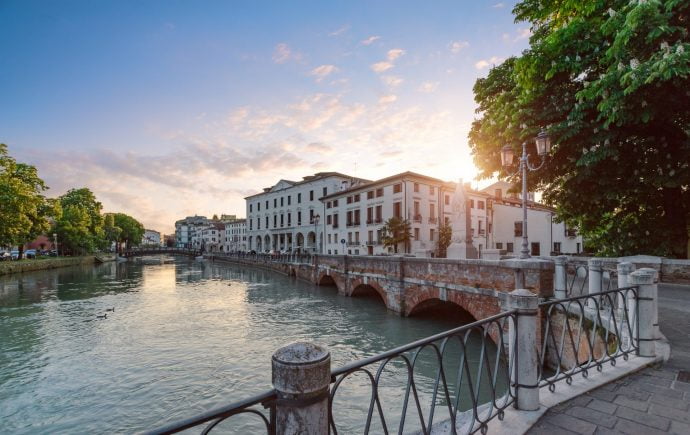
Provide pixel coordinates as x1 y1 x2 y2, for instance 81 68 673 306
0 257 489 434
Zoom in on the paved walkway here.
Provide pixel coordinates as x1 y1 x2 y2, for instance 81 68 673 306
528 283 690 434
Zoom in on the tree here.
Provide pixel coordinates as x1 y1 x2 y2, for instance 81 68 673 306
436 223 453 258
103 213 122 252
113 213 145 251
212 214 219 221
0 144 58 258
469 0 690 258
381 217 412 254
53 188 106 254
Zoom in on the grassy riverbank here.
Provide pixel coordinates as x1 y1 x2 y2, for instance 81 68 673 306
0 254 116 276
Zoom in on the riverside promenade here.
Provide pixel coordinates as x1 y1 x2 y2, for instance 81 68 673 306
528 283 690 434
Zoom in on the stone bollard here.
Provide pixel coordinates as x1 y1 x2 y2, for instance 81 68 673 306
554 256 568 300
272 342 331 434
588 258 603 309
630 269 657 358
507 289 540 411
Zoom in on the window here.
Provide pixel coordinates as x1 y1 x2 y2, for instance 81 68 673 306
429 203 435 219
310 190 314 201
470 199 475 208
280 214 284 227
346 211 353 226
367 207 373 223
274 198 277 208
327 201 331 209
414 228 420 240
478 220 483 235
354 209 360 225
333 199 338 207
577 242 581 253
280 197 284 207
258 203 261 211
257 218 260 230
309 209 314 223
249 204 253 212
376 188 384 197
266 200 269 209
478 200 485 210
495 189 502 199
553 242 561 253
414 183 419 193
514 221 523 237
265 216 269 228
333 214 339 228
288 196 291 205
297 211 302 225
393 183 402 193
445 195 450 205
367 190 374 199
393 201 402 218
375 205 382 222
327 215 332 225
274 215 277 227
430 186 435 195
531 242 540 256
323 187 327 197
347 196 352 204
368 230 373 243
354 194 360 202
250 220 253 230
348 232 352 243
328 234 332 244
496 242 503 249
298 193 302 203
430 229 435 241
506 242 514 253
355 232 359 243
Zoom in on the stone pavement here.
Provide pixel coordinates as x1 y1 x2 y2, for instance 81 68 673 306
528 283 690 434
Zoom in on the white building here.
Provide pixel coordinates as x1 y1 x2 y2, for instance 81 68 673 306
224 219 248 252
175 215 209 248
142 229 161 246
245 172 369 253
321 172 492 257
200 223 225 253
481 182 583 256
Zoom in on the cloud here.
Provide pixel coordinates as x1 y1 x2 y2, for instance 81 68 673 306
386 48 405 61
378 94 397 105
503 28 532 43
475 56 504 70
361 35 380 45
381 75 404 87
329 24 350 37
272 43 301 64
371 61 394 73
309 64 339 82
492 2 505 8
418 81 439 93
304 142 334 154
449 40 469 54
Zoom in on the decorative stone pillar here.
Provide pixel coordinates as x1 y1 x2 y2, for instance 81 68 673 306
272 342 331 434
616 262 635 320
554 256 568 300
588 258 603 309
507 289 540 411
630 269 657 358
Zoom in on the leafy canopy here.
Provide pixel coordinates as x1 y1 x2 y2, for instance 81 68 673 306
469 0 690 258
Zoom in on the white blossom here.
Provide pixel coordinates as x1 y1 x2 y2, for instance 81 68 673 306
576 55 581 62
607 8 616 17
641 100 648 107
618 62 625 71
677 45 685 54
582 147 588 154
660 41 669 51
630 58 640 69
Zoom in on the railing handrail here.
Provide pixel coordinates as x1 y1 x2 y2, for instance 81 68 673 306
540 285 638 306
145 389 277 435
331 309 517 377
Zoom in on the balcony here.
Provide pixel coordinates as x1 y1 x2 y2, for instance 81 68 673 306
412 214 422 223
566 229 577 238
346 241 360 247
478 229 486 236
428 217 437 224
332 224 339 229
366 240 381 246
374 218 383 224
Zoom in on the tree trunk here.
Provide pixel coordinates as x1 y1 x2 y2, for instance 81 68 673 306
662 187 689 259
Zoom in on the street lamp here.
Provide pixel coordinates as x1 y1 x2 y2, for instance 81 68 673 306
501 128 552 259
53 233 58 257
313 214 321 254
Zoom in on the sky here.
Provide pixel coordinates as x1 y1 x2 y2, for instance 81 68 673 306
0 1 530 234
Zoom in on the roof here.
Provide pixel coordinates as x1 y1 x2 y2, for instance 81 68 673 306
493 196 556 213
244 171 368 199
319 171 491 201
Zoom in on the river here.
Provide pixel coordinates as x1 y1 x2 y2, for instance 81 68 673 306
0 256 505 434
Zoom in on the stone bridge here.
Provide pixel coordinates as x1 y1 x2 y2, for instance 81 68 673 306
211 254 554 321
122 247 201 258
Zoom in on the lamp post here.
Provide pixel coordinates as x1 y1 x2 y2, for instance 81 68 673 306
313 214 321 254
53 233 58 257
501 128 551 259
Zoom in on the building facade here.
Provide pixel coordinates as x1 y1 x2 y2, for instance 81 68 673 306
142 229 161 246
224 219 247 252
320 172 492 257
175 215 209 248
245 172 368 253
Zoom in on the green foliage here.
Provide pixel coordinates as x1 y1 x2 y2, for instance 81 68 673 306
53 188 106 254
436 223 453 258
381 217 412 254
103 213 121 246
0 144 56 256
469 0 690 258
113 213 145 249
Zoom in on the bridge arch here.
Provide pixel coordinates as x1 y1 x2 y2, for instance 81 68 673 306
404 289 497 323
317 272 341 292
350 281 387 308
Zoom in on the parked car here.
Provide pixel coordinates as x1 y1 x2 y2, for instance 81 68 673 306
24 249 37 259
49 250 58 257
10 250 19 260
0 251 11 261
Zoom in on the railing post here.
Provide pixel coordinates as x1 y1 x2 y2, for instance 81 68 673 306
507 289 540 411
554 255 567 299
272 342 331 434
587 258 603 308
616 262 634 318
630 268 657 358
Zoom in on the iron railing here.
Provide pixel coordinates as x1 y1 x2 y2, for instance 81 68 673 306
329 310 517 434
538 286 639 392
145 389 277 435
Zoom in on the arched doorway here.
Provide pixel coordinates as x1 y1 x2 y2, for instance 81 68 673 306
307 231 316 252
351 283 387 307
